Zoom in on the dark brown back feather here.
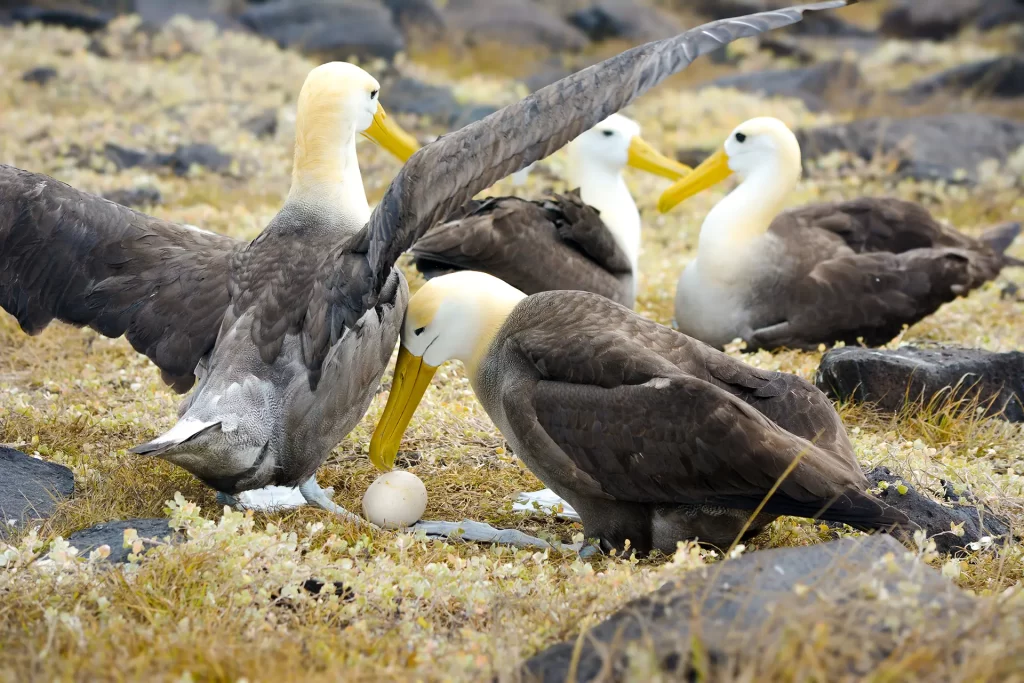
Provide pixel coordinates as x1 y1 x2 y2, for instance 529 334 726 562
498 291 908 530
410 191 630 303
0 165 240 391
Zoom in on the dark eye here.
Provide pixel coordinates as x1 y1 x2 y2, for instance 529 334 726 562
370 89 378 99
735 132 746 143
414 326 425 336
602 130 614 137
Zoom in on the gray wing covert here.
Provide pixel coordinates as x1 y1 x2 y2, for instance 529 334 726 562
0 164 240 392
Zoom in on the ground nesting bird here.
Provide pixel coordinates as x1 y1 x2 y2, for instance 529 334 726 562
369 271 912 556
0 1 855 522
658 116 1022 351
410 114 690 308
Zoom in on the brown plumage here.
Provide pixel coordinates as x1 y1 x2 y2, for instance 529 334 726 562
662 117 1021 351
411 192 634 306
742 198 1021 351
1 1 853 516
406 112 694 309
372 273 912 555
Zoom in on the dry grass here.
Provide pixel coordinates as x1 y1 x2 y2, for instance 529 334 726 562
1 9 1024 683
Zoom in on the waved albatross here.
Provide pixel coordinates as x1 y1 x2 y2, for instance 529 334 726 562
658 116 1023 352
410 114 690 308
0 0 854 521
369 271 912 555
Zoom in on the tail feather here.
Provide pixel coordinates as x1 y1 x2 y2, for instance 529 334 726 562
130 419 221 456
710 488 917 535
980 222 1021 256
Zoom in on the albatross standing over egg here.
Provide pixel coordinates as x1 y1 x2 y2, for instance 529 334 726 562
658 116 1022 351
0 62 420 516
410 114 690 308
369 271 912 555
0 0 855 522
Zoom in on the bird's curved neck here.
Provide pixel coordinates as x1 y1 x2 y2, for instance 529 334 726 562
696 164 796 281
461 294 526 381
568 160 640 270
287 115 371 227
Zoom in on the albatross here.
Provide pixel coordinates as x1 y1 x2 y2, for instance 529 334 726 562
658 116 1022 351
0 0 853 520
409 114 690 308
369 271 911 555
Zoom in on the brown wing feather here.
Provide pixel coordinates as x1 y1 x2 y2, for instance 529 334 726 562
507 290 854 461
772 197 979 254
0 165 240 392
310 0 852 362
410 192 629 302
748 247 997 350
498 293 906 529
499 292 882 504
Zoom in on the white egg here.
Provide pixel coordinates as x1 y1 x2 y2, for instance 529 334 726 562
361 470 427 529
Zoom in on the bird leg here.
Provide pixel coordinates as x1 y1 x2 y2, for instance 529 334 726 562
299 476 364 524
216 491 241 508
410 519 601 557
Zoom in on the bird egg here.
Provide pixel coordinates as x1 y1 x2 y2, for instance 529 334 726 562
361 470 427 529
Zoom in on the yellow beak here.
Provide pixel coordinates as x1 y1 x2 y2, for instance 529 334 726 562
369 346 438 471
360 102 421 163
627 136 692 181
657 147 734 213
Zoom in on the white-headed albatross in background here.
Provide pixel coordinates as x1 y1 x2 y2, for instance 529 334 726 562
369 271 913 555
0 0 854 524
658 116 1022 352
410 114 690 309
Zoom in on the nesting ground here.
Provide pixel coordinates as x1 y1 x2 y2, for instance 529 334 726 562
1 10 1024 682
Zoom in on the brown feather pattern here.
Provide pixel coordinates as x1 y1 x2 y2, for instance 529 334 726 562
493 290 909 548
0 165 240 392
739 197 1018 350
411 191 632 304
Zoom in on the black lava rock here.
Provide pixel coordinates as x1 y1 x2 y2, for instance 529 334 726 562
159 143 233 177
698 59 863 112
855 466 1012 555
10 6 111 32
567 0 682 43
444 0 589 52
21 66 57 85
240 0 405 62
67 518 181 563
103 142 232 176
0 447 74 535
244 109 279 139
520 535 974 682
102 185 162 208
796 114 1024 184
899 57 1024 104
816 345 1024 423
880 0 1024 41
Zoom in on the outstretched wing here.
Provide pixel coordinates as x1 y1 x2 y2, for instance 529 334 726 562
309 0 853 361
410 193 630 302
0 165 240 392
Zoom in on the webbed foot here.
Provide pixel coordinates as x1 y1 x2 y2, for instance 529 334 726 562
411 519 566 551
299 476 365 525
216 491 241 508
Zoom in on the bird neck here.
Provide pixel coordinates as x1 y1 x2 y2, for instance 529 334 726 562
696 164 795 282
462 294 526 381
287 114 371 226
568 161 640 270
